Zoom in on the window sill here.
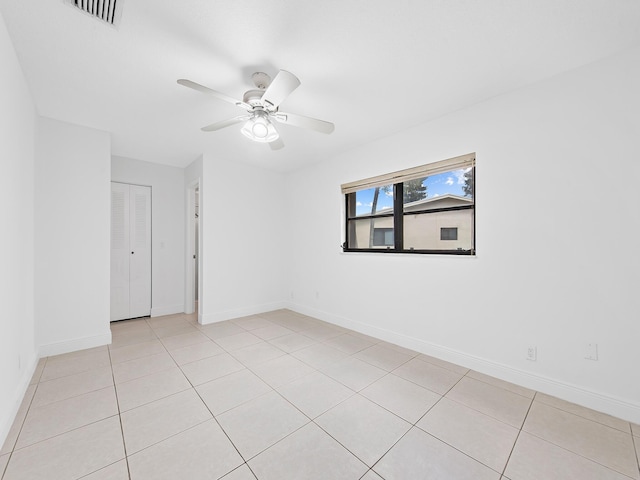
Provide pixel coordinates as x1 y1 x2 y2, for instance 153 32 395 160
341 248 475 256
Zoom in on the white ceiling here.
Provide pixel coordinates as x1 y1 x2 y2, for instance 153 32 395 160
2 0 640 172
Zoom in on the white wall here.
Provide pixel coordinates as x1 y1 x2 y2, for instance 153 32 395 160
287 46 640 422
111 156 185 317
0 9 37 449
35 117 111 356
199 153 288 323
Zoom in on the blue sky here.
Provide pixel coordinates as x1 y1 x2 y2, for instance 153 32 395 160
354 168 471 215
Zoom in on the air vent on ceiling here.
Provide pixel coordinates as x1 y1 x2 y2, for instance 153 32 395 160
63 0 124 28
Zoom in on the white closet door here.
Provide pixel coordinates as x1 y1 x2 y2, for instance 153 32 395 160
128 185 151 318
110 182 151 321
110 183 131 321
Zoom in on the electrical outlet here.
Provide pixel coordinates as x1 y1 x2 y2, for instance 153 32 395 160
585 343 598 361
526 346 537 361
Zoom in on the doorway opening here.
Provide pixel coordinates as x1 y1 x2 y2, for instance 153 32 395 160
186 181 200 318
194 186 199 314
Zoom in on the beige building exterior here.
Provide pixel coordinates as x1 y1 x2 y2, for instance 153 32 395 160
351 194 474 251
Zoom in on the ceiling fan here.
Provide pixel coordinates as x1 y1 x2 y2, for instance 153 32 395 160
177 70 334 150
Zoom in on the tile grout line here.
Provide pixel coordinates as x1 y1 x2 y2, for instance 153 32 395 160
427 372 531 431
533 399 636 435
113 314 215 476
499 390 537 478
107 335 132 480
521 428 640 479
359 468 382 480
391 364 533 475
274 357 434 475
34 356 48 384
196 348 366 472
631 432 640 476
462 370 534 400
213 331 466 474
33 351 110 386
113 362 180 387
177 322 273 474
412 368 466 425
6 380 125 457
512 394 637 479
189 374 260 478
116 416 215 465
162 314 490 475
375 369 518 476
4 356 130 477
306 416 370 471
113 318 191 414
0 357 45 478
412 371 511 475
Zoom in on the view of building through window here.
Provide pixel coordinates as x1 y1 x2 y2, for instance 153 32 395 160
343 155 475 254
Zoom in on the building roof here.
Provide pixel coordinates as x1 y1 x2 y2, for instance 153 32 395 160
403 194 473 212
358 193 473 217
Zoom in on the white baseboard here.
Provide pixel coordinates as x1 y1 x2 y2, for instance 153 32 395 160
287 302 640 424
199 301 288 325
150 305 184 317
38 332 112 357
0 353 38 452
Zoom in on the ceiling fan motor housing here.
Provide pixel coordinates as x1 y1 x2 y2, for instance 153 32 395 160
243 72 275 109
251 72 271 89
243 89 268 108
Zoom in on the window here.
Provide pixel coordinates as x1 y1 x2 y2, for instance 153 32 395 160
373 228 394 246
342 153 475 255
440 227 458 241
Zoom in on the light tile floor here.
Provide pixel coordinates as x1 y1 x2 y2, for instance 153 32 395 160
1 309 639 479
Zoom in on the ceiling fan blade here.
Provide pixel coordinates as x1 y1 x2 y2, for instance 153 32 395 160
261 70 301 109
269 138 285 150
177 79 251 110
273 111 334 134
201 115 250 132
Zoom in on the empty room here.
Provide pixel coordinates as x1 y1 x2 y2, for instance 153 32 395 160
1 0 639 479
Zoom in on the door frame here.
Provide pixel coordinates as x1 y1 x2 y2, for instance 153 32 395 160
110 181 152 321
185 179 201 318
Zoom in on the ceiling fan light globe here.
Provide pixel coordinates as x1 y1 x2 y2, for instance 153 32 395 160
241 116 279 143
252 119 269 138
